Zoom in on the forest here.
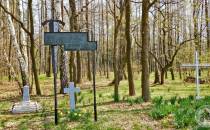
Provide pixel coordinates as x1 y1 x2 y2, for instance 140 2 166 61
0 0 210 129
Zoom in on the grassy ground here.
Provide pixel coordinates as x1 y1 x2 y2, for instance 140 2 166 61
0 72 210 130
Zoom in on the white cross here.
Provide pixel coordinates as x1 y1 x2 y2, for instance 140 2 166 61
181 51 210 100
64 82 80 111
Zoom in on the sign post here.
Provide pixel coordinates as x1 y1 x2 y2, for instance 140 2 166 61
92 51 97 121
42 28 98 123
42 19 65 125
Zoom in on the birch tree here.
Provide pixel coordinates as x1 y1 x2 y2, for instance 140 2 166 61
51 0 68 93
19 0 28 74
3 0 29 90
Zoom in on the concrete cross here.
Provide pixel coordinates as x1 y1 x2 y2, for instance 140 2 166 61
23 85 30 102
181 51 210 100
64 82 80 111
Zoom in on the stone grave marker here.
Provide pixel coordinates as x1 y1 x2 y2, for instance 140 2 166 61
11 85 41 113
64 82 80 111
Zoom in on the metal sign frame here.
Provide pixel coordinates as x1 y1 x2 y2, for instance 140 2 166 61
42 20 98 125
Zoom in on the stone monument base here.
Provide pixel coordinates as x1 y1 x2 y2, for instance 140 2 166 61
11 101 41 114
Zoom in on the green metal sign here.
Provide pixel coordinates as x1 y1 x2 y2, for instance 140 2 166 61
44 32 88 45
64 41 97 51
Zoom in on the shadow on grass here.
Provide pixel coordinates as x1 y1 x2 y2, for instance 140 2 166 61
0 96 21 102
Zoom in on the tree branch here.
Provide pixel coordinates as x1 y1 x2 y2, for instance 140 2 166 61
149 0 158 9
133 35 163 68
0 2 31 35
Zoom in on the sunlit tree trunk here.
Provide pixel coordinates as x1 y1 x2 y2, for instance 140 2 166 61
141 0 155 101
69 0 77 84
125 0 135 96
4 0 29 91
29 0 42 95
85 0 92 81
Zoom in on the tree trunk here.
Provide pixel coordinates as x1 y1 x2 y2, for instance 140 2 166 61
3 50 22 93
29 0 41 95
76 52 82 83
141 0 151 102
8 35 12 81
154 64 160 84
113 1 120 102
46 48 51 77
170 68 175 80
69 0 78 84
59 47 68 93
178 63 182 80
106 1 109 79
19 0 29 76
193 0 200 52
160 69 165 85
4 0 29 88
125 0 135 96
53 0 68 94
86 0 92 81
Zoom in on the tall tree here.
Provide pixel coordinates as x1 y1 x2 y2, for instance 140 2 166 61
85 0 92 81
3 0 29 93
141 0 157 101
69 0 78 84
76 0 82 84
193 0 200 53
45 0 52 78
28 0 42 95
19 0 28 77
53 0 68 94
112 0 125 102
125 0 135 96
106 1 109 79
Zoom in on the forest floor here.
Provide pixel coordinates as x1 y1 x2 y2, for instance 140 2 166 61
0 73 210 130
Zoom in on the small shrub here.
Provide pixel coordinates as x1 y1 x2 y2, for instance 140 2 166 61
150 104 174 120
196 126 210 130
152 96 163 106
127 97 144 105
112 94 120 102
62 109 92 122
178 98 192 107
174 107 196 128
99 93 103 98
127 98 134 106
170 96 177 105
134 97 144 104
66 110 83 121
188 95 194 100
